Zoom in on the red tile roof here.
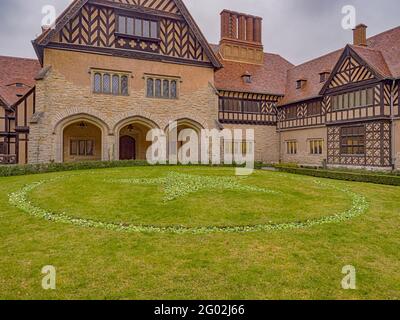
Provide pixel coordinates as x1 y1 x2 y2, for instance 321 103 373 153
279 49 343 106
350 45 392 78
0 56 41 108
212 44 294 95
279 26 400 106
367 26 400 78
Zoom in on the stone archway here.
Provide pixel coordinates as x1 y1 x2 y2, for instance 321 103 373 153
114 116 160 161
54 113 109 163
62 120 102 163
165 118 204 163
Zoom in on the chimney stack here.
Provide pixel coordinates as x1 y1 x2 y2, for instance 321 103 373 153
219 10 264 65
353 24 368 46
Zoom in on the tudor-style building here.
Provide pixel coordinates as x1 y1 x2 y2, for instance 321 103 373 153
0 0 399 170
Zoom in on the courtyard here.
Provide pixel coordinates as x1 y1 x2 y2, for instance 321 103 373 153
1 166 399 299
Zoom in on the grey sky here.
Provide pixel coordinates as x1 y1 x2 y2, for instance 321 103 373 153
0 0 399 65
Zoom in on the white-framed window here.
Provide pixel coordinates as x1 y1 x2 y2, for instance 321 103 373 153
309 139 323 155
92 70 130 96
286 141 298 155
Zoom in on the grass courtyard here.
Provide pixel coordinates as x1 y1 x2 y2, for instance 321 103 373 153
0 166 399 299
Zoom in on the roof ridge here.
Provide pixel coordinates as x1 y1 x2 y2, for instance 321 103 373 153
288 48 343 70
0 55 38 61
367 25 400 41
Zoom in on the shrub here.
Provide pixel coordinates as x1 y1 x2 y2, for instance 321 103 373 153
274 165 400 186
0 160 266 177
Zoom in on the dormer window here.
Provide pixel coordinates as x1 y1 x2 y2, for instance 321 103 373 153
15 83 24 88
319 71 330 83
296 79 306 89
242 71 252 84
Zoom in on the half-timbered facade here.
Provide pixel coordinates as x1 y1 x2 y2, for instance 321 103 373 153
1 1 400 170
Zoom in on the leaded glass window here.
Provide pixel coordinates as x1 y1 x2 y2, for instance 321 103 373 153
121 76 128 95
103 74 110 93
163 80 169 98
170 80 177 99
112 75 120 95
155 79 162 97
93 72 129 96
94 73 102 93
147 78 154 97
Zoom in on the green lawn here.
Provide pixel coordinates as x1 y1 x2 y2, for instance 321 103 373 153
0 166 399 299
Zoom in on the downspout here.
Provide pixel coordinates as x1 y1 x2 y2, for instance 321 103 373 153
277 107 282 164
390 79 397 170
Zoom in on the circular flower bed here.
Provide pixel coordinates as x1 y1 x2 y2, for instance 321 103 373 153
8 170 369 235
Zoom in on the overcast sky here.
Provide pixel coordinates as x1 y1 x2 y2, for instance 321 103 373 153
0 0 399 65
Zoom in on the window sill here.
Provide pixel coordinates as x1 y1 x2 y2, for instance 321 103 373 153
340 154 366 157
93 92 129 97
115 33 160 43
146 96 179 101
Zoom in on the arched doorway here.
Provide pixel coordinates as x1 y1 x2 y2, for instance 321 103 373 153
116 117 159 161
166 118 204 163
63 120 102 162
119 135 136 160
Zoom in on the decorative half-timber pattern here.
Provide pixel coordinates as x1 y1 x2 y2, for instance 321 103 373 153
53 3 209 63
327 121 391 167
0 108 17 164
159 19 208 61
328 56 375 89
277 99 325 130
395 83 400 117
58 4 116 47
13 87 36 165
218 90 280 125
110 0 180 14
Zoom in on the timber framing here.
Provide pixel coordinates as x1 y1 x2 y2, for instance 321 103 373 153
33 0 222 68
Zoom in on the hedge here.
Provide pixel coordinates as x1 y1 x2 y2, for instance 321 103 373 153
0 160 266 177
274 165 400 186
0 160 153 177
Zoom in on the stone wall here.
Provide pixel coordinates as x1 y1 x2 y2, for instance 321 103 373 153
280 126 327 166
29 48 219 163
222 124 279 163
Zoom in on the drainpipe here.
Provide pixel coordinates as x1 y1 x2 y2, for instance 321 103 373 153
391 79 397 170
277 108 282 164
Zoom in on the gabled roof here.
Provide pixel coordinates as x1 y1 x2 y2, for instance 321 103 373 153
33 0 221 68
350 45 392 78
212 44 294 96
279 25 400 106
0 56 41 108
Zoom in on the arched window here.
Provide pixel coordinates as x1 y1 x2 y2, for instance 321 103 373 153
103 74 111 93
94 73 102 93
147 78 154 97
112 75 120 95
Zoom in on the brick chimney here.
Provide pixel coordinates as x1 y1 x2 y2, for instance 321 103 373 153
353 24 368 46
219 10 264 64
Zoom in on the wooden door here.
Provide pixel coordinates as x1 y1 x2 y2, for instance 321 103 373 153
119 136 136 160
